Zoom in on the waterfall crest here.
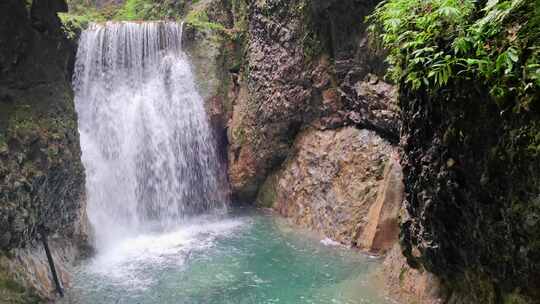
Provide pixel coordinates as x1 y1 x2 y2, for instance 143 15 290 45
73 22 228 247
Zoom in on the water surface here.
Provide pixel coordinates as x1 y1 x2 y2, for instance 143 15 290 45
62 209 389 304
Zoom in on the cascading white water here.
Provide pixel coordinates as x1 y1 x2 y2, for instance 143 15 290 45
73 22 228 248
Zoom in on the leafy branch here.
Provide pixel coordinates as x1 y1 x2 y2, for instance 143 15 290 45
367 0 540 112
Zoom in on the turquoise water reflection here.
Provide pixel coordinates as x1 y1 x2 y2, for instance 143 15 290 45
62 209 389 304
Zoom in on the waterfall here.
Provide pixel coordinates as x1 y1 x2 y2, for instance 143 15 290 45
73 22 228 248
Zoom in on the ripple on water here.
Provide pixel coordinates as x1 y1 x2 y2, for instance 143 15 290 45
62 211 391 304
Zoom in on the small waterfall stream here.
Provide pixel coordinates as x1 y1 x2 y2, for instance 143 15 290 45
74 22 228 248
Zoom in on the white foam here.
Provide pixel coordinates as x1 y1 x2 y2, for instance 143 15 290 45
88 217 245 289
321 237 342 247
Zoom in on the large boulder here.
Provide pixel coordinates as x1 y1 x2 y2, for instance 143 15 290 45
257 127 403 253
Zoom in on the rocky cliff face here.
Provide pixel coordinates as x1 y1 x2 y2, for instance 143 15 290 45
227 0 314 200
399 82 540 303
380 244 441 304
227 0 399 202
0 0 88 301
217 0 407 257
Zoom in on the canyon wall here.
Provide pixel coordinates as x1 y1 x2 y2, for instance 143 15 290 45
218 0 412 259
0 0 88 301
400 81 540 303
366 0 540 302
214 1 436 301
257 127 401 253
227 0 401 203
214 2 437 302
222 2 539 302
4 0 537 303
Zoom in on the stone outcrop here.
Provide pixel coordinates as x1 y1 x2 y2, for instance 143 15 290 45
257 127 403 254
380 244 442 304
357 157 403 252
0 239 84 303
227 0 313 201
0 0 88 300
227 0 399 202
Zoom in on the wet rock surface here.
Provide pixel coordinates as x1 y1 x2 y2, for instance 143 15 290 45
227 0 311 201
227 0 399 202
257 127 402 253
0 0 88 300
0 238 84 302
380 244 442 304
399 83 540 302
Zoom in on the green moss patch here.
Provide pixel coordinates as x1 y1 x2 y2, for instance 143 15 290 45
185 9 226 32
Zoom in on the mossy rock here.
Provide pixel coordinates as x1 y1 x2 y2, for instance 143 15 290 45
0 256 40 304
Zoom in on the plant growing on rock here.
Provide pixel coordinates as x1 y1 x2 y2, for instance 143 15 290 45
368 0 540 112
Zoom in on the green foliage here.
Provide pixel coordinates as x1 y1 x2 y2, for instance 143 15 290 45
24 0 32 11
115 0 154 20
368 0 540 111
114 0 185 21
58 1 114 38
61 0 186 30
115 0 142 20
67 0 120 18
58 12 103 39
231 0 249 32
299 1 325 63
504 293 532 304
185 9 226 32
